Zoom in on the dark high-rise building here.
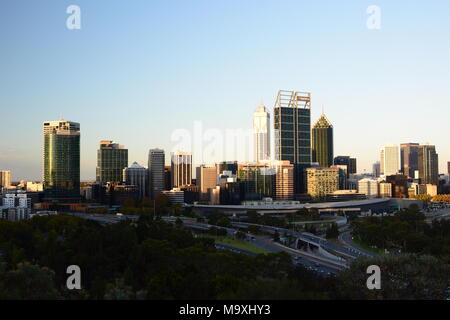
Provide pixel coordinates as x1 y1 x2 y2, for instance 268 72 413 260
386 174 409 198
349 158 357 174
333 156 357 175
447 161 450 177
274 90 311 194
148 148 165 199
311 114 333 167
123 162 148 199
400 143 419 179
418 144 439 185
164 166 172 191
43 120 80 200
237 163 275 200
96 140 128 184
372 161 381 178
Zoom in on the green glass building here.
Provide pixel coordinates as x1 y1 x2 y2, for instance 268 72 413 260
274 90 311 194
96 140 128 184
311 114 333 167
43 120 80 200
237 163 275 200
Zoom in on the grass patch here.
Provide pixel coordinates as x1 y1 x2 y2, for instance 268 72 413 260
199 235 268 254
351 238 384 254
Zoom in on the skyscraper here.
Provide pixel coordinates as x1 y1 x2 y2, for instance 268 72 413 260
123 162 148 199
418 144 439 186
43 120 80 200
271 160 294 200
274 90 311 194
334 156 357 175
196 165 217 200
96 140 128 184
171 151 192 188
148 149 165 199
253 104 271 162
0 171 11 189
311 114 333 167
400 143 419 179
448 161 450 177
372 161 381 177
380 145 399 176
237 162 275 200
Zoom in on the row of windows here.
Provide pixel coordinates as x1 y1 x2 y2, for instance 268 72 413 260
275 139 311 147
274 108 310 116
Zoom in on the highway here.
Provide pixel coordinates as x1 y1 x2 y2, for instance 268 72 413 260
230 221 372 260
338 230 375 257
65 213 341 276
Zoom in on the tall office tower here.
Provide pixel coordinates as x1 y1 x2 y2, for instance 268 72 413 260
274 90 311 194
372 161 381 177
333 156 357 175
306 167 339 198
237 162 275 200
171 151 192 188
448 161 450 176
196 165 217 200
164 166 172 190
271 160 294 200
253 104 271 162
400 143 419 179
96 140 128 184
418 144 439 186
123 162 148 199
311 114 333 167
0 171 12 189
43 120 80 200
148 149 165 199
349 158 357 174
380 145 399 176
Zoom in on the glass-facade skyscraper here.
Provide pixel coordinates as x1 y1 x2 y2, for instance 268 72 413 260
43 120 80 200
96 140 128 184
274 90 311 194
400 143 419 179
148 148 165 199
311 114 333 167
418 144 439 185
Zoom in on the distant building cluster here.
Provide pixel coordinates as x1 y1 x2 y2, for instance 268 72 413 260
1 90 449 217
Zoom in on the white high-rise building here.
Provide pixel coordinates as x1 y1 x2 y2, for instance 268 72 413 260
253 105 270 162
148 148 165 199
380 145 399 176
358 178 380 198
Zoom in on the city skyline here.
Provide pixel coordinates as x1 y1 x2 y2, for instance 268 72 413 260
1 1 450 180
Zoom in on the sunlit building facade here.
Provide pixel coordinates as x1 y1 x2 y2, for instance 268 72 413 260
274 90 311 194
311 114 333 167
96 140 128 184
43 120 80 200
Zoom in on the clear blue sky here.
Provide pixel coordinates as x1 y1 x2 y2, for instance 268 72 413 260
1 0 449 181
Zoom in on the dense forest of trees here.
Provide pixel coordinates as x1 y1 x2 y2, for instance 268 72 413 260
352 204 450 262
0 214 336 299
0 209 448 299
